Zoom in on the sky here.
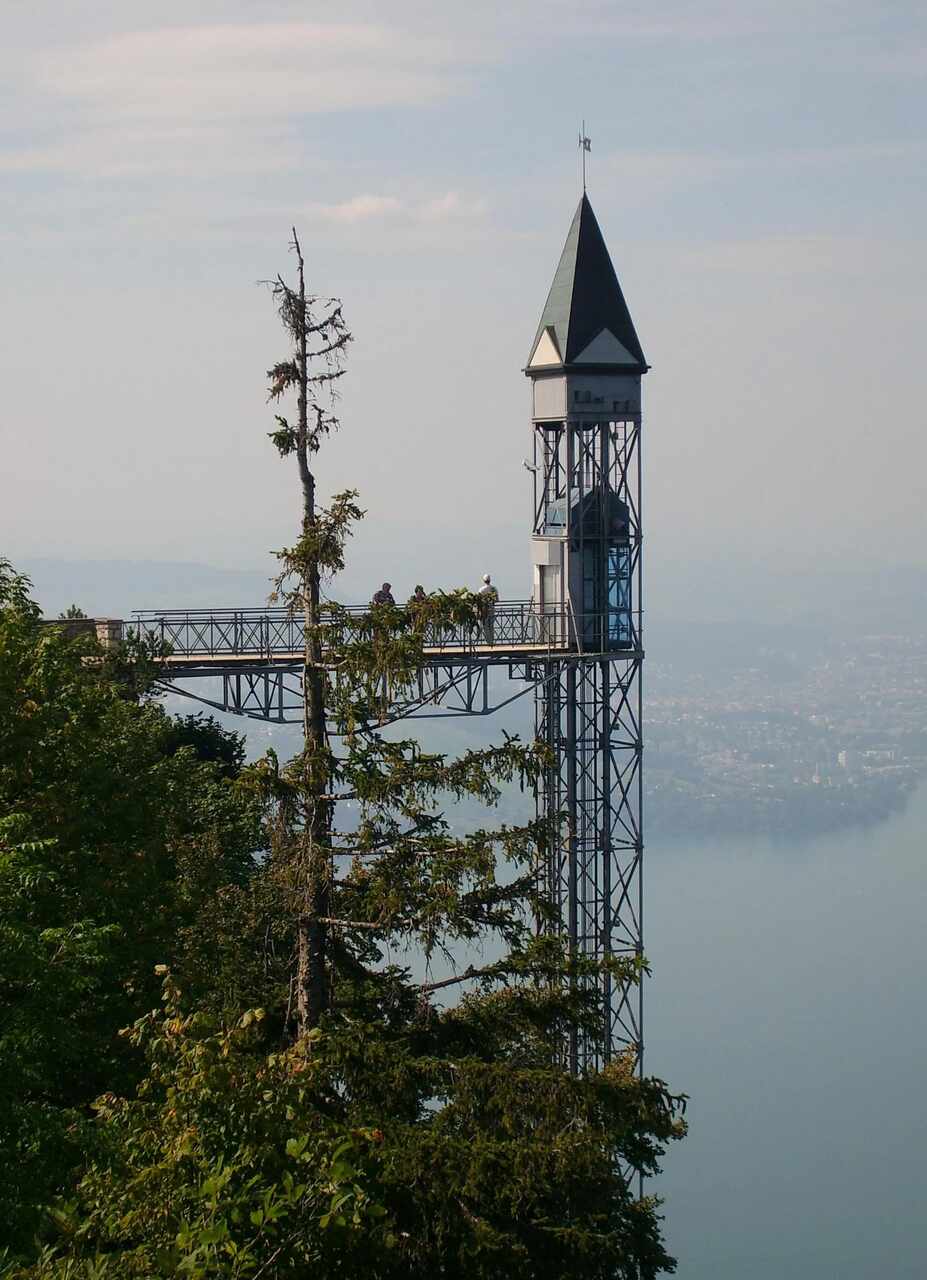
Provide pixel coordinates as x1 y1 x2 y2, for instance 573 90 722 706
3 0 926 612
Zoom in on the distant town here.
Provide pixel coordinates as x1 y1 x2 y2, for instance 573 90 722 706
647 631 927 840
230 626 927 844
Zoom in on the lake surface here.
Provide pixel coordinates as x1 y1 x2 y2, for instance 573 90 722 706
646 783 927 1278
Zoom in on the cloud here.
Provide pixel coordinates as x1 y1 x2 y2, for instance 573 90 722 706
307 190 486 225
314 194 403 223
2 20 482 178
0 123 301 178
419 191 487 221
35 22 468 120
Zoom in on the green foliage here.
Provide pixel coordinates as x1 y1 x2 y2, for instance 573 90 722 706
11 967 681 1280
0 563 262 1256
265 254 351 459
272 490 366 599
267 414 297 458
94 626 173 704
0 559 41 619
160 715 247 780
11 975 386 1279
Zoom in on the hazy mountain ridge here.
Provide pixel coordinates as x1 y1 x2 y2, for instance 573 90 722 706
24 556 927 635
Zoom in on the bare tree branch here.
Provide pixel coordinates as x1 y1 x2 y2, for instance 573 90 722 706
417 963 510 994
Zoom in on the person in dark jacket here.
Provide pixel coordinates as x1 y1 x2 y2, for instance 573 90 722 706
371 582 396 606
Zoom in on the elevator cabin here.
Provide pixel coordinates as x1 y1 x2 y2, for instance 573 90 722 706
530 374 640 653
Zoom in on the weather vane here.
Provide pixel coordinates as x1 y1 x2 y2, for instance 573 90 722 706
578 122 591 191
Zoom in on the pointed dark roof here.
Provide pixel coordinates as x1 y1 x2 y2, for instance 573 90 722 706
527 193 647 373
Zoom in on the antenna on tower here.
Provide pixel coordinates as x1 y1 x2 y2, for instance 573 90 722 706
578 122 591 191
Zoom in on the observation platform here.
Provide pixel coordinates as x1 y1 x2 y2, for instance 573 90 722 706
138 602 582 667
46 603 640 667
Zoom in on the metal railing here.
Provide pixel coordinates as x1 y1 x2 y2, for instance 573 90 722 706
130 601 640 661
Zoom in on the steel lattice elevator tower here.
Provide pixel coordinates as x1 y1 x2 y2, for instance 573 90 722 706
526 194 647 1074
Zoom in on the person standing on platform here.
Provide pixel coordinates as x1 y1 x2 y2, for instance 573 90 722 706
407 585 428 634
371 582 395 607
478 573 498 645
406 586 430 696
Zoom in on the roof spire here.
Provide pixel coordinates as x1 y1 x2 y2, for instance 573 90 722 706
526 193 648 374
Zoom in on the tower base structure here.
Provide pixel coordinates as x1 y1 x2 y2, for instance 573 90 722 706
535 652 643 1074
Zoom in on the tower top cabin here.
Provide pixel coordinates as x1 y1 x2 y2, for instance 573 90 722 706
526 193 647 422
526 194 645 652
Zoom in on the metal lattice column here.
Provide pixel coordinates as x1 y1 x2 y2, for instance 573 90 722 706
536 653 643 1074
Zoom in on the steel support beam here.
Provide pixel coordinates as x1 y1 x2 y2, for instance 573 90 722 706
533 653 643 1074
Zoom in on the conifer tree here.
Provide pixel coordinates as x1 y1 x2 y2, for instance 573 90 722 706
264 229 353 1035
259 230 567 1043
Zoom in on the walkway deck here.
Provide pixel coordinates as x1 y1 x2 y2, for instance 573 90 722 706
132 602 580 666
44 603 639 666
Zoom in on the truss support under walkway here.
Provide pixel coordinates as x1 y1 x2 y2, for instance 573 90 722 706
150 640 645 1075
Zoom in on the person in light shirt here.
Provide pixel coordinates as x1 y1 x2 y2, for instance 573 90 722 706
478 573 498 644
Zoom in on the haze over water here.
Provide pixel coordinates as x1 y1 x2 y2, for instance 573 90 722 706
647 780 927 1278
